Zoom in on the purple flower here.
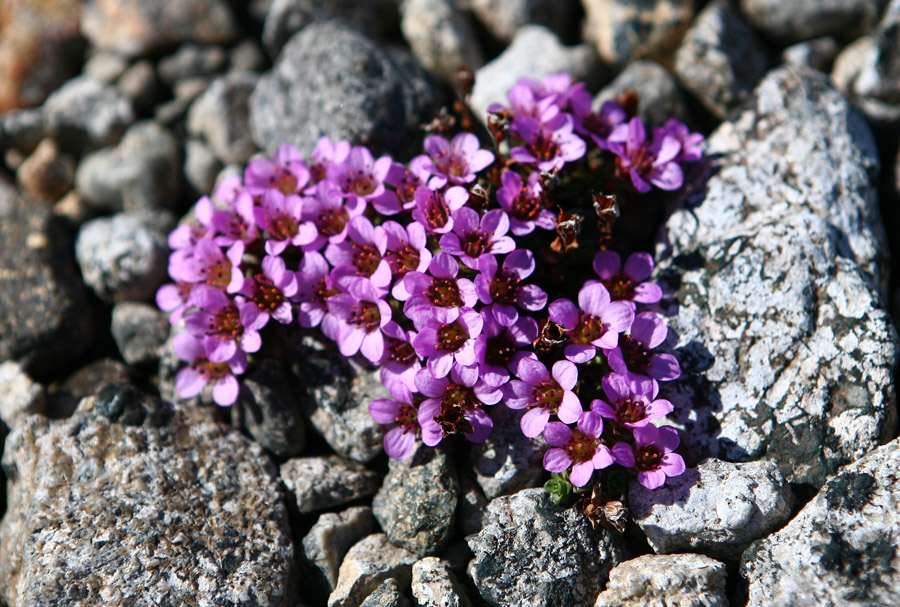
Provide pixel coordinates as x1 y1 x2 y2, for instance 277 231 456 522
412 307 483 378
474 249 547 326
422 132 495 185
543 412 614 487
580 100 627 148
510 112 586 172
173 332 247 407
326 278 392 363
439 208 515 269
379 321 421 392
657 119 704 162
327 145 392 201
253 189 316 255
168 196 214 250
301 180 366 250
295 251 337 329
382 220 432 300
307 136 351 184
548 283 635 364
156 281 193 324
383 156 432 209
410 185 468 234
401 252 477 323
474 313 538 387
324 215 392 289
369 382 420 459
241 254 298 327
592 251 662 305
611 425 685 489
244 142 310 196
495 170 555 236
416 364 495 446
607 117 683 193
210 190 259 246
506 357 582 437
590 373 673 430
603 311 681 382
184 284 265 362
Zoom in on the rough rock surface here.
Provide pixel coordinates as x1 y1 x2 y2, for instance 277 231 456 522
400 0 485 83
467 488 627 607
594 59 691 129
469 405 546 500
302 507 379 595
43 76 135 154
280 456 380 514
467 0 574 42
594 553 728 607
373 443 459 558
0 408 296 606
741 437 900 606
110 302 170 366
187 71 259 166
15 138 74 202
630 459 795 560
249 21 439 159
329 534 417 607
359 578 411 607
674 0 768 119
657 65 898 488
0 179 92 374
411 557 473 607
740 0 885 43
0 362 45 430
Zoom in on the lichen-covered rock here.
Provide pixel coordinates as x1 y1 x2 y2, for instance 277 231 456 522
249 21 439 159
0 362 45 429
658 65 898 488
846 1 900 128
469 25 599 125
629 459 795 560
359 578 411 607
281 456 380 514
0 179 93 375
594 554 728 607
467 488 627 607
43 76 135 155
740 0 885 43
0 408 296 606
469 404 546 500
187 71 259 165
303 507 379 595
582 0 694 67
673 0 769 119
373 443 458 557
411 557 473 607
329 534 417 607
400 0 485 83
741 437 900 606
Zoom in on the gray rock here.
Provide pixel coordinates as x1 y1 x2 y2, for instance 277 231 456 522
673 1 769 119
0 362 45 430
154 97 192 128
849 1 900 126
249 21 440 159
16 138 75 202
467 0 575 42
467 488 627 607
43 76 135 154
411 557 473 607
582 0 694 67
80 0 240 58
657 65 897 488
75 208 175 303
740 0 885 43
184 139 223 195
457 471 489 536
594 59 691 129
83 52 130 83
400 0 485 84
329 534 417 607
230 361 307 458
157 43 229 86
292 335 388 463
229 40 268 72
187 71 260 165
302 507 379 595
281 456 380 514
741 437 900 607
469 404 546 500
0 409 296 606
469 25 600 125
594 553 728 607
831 35 875 95
630 459 795 560
75 120 181 212
110 301 170 366
359 578 411 607
261 0 398 59
373 444 458 558
0 179 93 374
0 108 45 156
117 60 161 114
57 359 132 414
78 382 173 428
782 37 841 72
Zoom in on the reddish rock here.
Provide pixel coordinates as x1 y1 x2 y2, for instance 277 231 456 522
16 139 75 202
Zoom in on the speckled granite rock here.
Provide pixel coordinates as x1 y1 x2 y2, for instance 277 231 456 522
359 578 411 607
594 554 728 607
658 65 898 488
42 76 134 155
0 362 45 429
110 302 169 366
400 0 484 83
373 443 458 558
303 507 379 595
467 488 627 607
329 534 417 607
411 557 473 607
741 437 900 606
281 456 380 514
469 404 546 500
630 459 795 560
0 179 92 374
740 0 885 43
0 406 296 606
187 70 259 166
249 21 439 159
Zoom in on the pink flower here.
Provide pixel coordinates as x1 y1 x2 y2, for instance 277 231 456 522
410 185 468 234
495 170 555 236
607 117 683 193
592 251 662 305
253 188 316 255
611 425 685 489
401 252 477 324
240 254 298 327
382 220 432 300
505 358 582 437
543 412 614 487
327 145 392 202
326 278 392 363
416 364 496 446
474 249 547 326
325 215 391 289
474 313 538 387
369 382 420 459
156 281 193 324
411 307 483 378
439 207 515 269
379 321 421 392
603 311 681 383
168 238 244 294
510 111 586 172
548 282 635 364
244 142 310 195
307 136 351 185
295 251 337 329
301 180 366 250
422 132 495 185
184 284 265 362
590 373 673 429
173 332 247 407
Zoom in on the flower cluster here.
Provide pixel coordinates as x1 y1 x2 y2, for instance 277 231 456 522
159 73 702 492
